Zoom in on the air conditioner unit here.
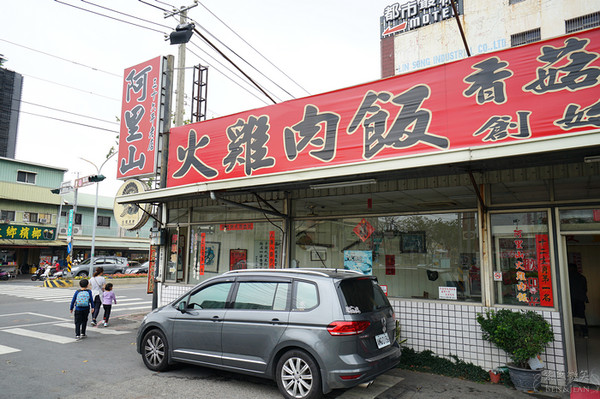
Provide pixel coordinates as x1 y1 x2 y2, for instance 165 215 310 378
72 226 82 235
39 218 48 224
59 227 68 235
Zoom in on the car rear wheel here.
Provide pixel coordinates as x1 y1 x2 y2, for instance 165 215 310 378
276 350 322 399
76 271 88 277
142 329 170 371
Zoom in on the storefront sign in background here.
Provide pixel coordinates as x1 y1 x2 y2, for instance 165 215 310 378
167 28 600 188
0 224 56 241
118 56 164 179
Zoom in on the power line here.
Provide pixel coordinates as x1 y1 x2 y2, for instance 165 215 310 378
81 0 173 30
186 45 271 106
21 100 119 125
188 19 291 101
21 73 120 102
16 109 119 134
54 0 167 35
196 2 311 97
0 38 120 77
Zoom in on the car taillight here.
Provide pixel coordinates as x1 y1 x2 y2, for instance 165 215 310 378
327 321 370 336
340 374 363 380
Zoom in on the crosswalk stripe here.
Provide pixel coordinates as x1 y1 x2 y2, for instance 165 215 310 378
114 305 151 312
0 344 20 355
54 323 129 335
4 328 76 344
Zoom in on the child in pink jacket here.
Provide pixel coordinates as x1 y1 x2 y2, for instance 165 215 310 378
101 283 117 327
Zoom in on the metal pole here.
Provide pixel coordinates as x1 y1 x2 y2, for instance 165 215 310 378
174 10 187 127
81 151 115 277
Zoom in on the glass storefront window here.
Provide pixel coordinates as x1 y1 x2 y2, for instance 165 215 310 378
490 211 555 307
186 220 284 285
292 212 481 302
559 208 600 231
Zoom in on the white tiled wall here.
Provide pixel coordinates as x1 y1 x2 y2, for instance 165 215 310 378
392 300 566 388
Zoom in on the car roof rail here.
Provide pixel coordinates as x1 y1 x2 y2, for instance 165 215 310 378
223 268 364 278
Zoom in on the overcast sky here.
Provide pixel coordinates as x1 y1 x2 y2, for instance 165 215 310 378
1 0 393 197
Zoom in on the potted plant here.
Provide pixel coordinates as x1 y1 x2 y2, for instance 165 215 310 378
476 309 554 391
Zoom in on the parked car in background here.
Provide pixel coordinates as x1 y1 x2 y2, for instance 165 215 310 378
70 256 129 276
125 261 149 274
128 260 142 269
137 268 401 399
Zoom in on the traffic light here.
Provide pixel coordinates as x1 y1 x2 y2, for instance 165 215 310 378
88 174 106 182
50 188 60 194
169 23 195 45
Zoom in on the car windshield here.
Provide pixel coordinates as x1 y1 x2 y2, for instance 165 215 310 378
338 277 390 314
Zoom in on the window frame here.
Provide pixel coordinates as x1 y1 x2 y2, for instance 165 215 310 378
16 170 36 184
1 210 16 222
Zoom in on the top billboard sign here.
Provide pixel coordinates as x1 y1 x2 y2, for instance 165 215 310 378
380 0 463 38
117 56 165 180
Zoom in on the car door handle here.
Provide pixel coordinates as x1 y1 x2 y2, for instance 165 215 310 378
211 315 220 321
271 318 281 324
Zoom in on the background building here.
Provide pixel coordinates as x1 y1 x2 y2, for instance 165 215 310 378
0 157 151 271
119 0 600 390
0 64 22 159
380 1 600 78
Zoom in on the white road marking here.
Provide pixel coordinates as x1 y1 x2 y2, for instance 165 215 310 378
3 328 76 344
0 344 20 355
54 322 130 335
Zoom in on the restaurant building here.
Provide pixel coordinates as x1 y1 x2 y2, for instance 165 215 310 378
117 9 600 389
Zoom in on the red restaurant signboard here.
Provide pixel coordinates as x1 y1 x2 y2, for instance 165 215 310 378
167 28 600 188
118 56 165 180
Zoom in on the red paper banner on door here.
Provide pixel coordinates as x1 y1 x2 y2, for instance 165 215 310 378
199 232 206 275
536 234 553 307
269 231 276 269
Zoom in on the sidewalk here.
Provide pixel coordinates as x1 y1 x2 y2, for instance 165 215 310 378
338 368 570 399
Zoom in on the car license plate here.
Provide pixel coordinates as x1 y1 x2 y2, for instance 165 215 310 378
375 333 390 349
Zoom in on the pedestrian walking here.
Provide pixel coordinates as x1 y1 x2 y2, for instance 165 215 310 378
69 279 93 340
89 267 106 326
101 283 117 327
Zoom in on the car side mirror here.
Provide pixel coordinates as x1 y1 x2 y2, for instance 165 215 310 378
178 301 188 313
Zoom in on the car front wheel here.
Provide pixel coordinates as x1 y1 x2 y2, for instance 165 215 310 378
276 350 322 399
142 329 170 371
76 271 88 277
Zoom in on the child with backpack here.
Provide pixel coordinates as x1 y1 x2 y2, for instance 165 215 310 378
101 283 117 327
69 279 93 340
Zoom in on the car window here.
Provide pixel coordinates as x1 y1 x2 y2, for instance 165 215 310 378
233 282 289 311
104 259 116 265
339 278 390 314
293 281 318 311
187 283 233 309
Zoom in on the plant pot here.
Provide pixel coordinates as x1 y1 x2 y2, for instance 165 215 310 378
506 364 543 392
489 370 501 384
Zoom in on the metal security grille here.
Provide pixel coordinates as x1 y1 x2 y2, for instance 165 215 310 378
511 28 541 47
566 12 600 33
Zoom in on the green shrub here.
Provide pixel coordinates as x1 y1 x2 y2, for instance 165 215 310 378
398 347 490 383
476 309 554 369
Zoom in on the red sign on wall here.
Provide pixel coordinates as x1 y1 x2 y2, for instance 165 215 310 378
118 56 164 179
167 28 600 188
536 234 554 307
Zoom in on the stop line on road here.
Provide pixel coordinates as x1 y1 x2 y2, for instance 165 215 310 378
0 285 152 313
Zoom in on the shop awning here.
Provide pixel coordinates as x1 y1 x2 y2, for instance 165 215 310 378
116 130 600 205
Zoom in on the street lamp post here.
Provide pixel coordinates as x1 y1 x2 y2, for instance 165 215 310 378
81 152 116 274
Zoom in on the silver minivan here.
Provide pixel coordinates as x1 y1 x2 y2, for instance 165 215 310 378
137 269 400 399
